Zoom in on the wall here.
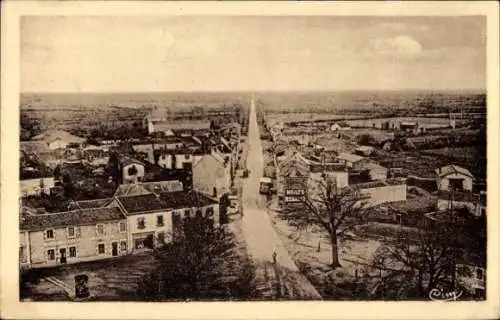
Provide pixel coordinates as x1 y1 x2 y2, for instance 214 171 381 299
369 166 389 181
20 177 55 197
25 220 128 268
157 154 203 170
361 183 407 207
127 210 174 251
48 140 69 150
437 199 480 215
193 155 230 197
122 163 145 184
437 173 473 192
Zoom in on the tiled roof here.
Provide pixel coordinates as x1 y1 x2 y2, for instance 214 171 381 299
67 198 114 210
20 207 126 231
117 194 167 214
158 191 218 209
21 141 51 155
114 184 152 197
337 153 365 163
435 165 474 179
32 130 85 144
154 120 211 131
119 156 144 167
117 191 217 215
142 180 184 193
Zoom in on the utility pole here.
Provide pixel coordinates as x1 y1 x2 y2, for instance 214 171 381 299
449 184 457 292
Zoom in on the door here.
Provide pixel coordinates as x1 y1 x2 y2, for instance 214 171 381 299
59 248 67 264
112 242 118 256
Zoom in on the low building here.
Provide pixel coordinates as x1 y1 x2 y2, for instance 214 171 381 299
19 207 128 269
435 164 474 192
399 122 420 135
336 153 370 171
351 180 407 208
31 130 85 150
330 122 351 131
355 146 375 157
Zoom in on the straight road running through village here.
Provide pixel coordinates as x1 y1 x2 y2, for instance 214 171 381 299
240 96 322 300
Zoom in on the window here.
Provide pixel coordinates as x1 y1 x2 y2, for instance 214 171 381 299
96 224 104 235
196 210 203 218
184 210 191 219
157 232 165 245
185 154 190 159
137 217 146 229
69 246 77 258
119 222 127 233
68 227 75 238
120 241 127 253
476 268 484 280
97 243 105 255
47 249 55 261
156 215 164 227
206 207 214 218
46 229 54 239
20 246 27 263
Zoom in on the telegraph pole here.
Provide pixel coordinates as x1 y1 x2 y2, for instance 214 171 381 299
449 184 457 292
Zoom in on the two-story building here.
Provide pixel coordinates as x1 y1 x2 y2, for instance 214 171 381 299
110 191 219 252
19 207 128 269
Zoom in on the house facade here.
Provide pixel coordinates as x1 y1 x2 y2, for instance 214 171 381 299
192 151 231 198
436 165 474 192
110 191 219 252
19 207 128 269
120 157 145 184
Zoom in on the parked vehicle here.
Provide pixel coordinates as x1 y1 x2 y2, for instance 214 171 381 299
259 177 273 195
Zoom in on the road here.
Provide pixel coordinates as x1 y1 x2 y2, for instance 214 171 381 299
240 96 322 300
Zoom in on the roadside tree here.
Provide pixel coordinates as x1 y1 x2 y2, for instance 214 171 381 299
282 175 366 268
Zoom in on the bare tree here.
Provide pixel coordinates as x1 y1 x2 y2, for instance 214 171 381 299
367 222 460 300
283 174 366 268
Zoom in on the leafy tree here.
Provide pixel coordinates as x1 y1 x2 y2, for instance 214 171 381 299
283 175 366 268
20 112 43 140
137 218 255 300
357 134 375 146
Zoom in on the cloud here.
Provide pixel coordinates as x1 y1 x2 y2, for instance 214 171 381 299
364 35 423 57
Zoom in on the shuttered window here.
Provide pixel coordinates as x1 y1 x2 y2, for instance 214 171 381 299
96 224 104 235
67 227 75 238
97 243 105 255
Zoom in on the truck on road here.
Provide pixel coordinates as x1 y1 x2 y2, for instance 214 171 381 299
259 177 273 195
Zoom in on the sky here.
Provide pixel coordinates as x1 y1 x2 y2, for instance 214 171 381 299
21 16 486 92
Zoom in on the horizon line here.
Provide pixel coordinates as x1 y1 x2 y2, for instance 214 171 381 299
21 88 487 95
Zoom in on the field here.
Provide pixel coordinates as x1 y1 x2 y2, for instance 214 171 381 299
344 116 468 129
21 92 248 136
258 90 486 115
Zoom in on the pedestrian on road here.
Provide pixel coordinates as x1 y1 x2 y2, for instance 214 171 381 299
272 251 277 265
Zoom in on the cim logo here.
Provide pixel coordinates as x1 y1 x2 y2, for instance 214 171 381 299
429 288 463 302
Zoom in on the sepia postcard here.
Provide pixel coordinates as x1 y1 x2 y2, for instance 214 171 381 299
1 1 499 319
